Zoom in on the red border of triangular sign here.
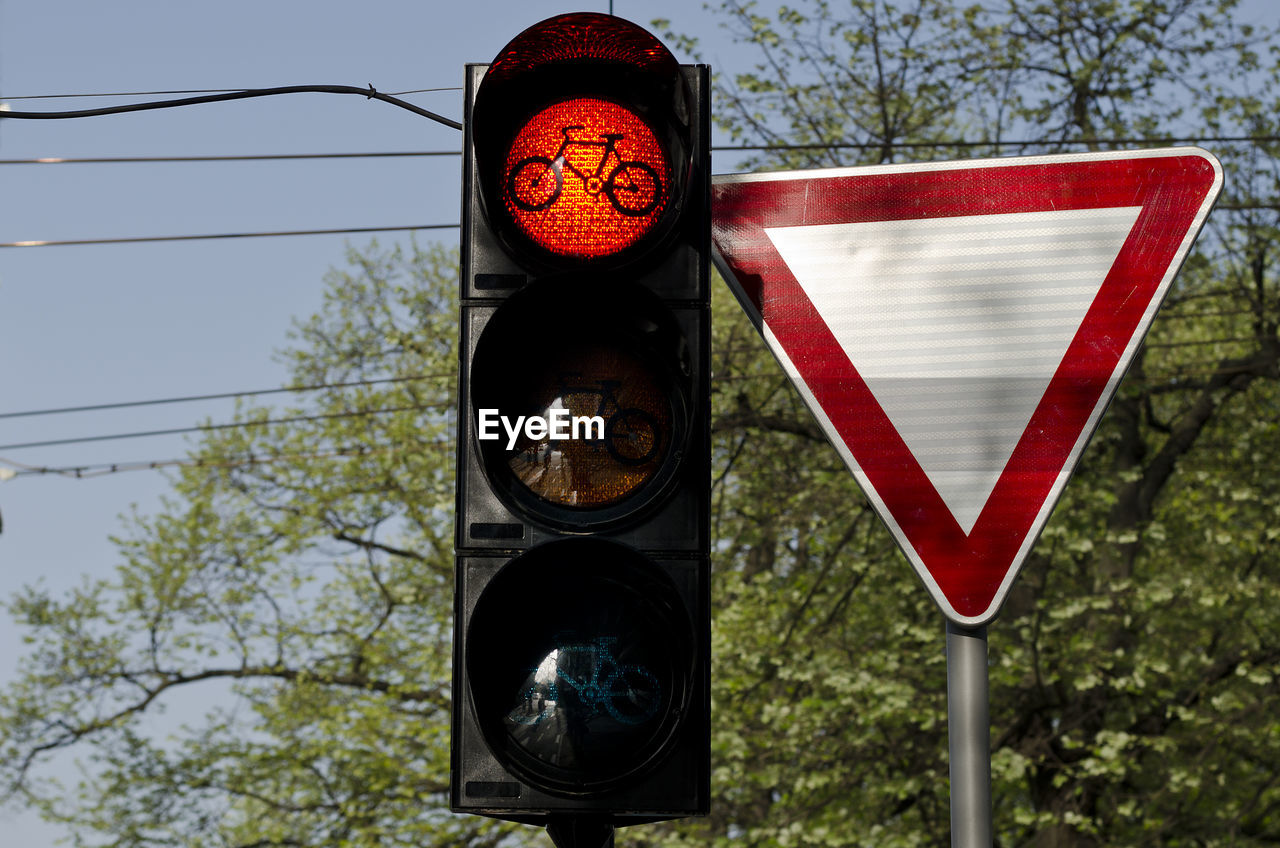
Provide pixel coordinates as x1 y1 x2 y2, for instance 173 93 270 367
711 149 1221 626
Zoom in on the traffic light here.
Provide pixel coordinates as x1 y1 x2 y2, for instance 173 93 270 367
450 11 711 832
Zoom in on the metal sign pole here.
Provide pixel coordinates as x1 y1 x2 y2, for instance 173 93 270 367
946 621 992 848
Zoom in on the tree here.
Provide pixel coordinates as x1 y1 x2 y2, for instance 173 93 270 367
0 242 510 847
654 2 1280 847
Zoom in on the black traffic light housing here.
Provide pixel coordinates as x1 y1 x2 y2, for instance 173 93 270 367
451 12 711 829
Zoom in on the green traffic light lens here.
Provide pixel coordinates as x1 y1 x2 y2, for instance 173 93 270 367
466 539 693 795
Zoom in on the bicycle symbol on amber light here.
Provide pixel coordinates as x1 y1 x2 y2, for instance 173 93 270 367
507 125 663 217
553 372 662 467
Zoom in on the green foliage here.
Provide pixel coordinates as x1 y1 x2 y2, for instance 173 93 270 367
4 2 1280 847
0 242 509 847
661 1 1280 846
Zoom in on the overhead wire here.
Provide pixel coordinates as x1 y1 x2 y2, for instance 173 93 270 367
0 440 452 480
0 376 458 480
0 403 450 452
0 84 462 130
2 134 1280 167
5 207 1278 249
0 90 1271 431
0 374 452 421
1 224 455 247
0 151 458 165
720 135 1280 151
1 86 461 100
3 332 1268 476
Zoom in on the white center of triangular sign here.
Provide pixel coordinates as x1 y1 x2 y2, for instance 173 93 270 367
766 206 1142 534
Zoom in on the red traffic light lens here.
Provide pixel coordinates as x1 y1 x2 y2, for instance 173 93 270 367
502 98 671 259
472 12 691 270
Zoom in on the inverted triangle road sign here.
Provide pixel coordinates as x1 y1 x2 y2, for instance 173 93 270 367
712 148 1222 626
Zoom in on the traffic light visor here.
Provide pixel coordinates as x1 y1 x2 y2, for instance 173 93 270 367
484 12 679 84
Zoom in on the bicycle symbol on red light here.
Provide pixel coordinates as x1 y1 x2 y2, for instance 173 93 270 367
507 125 663 217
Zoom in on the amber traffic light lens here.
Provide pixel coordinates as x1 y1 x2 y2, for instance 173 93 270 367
502 341 673 508
502 98 671 259
470 280 691 530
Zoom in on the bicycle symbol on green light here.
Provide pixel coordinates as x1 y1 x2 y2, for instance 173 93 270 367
507 125 663 217
508 636 662 727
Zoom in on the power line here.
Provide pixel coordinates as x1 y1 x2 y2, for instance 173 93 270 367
2 134 1280 168
0 84 462 131
3 88 254 100
0 374 452 421
0 441 452 480
0 403 448 452
0 151 459 165
2 86 461 100
6 203 1278 249
0 88 1271 150
0 224 457 248
719 134 1280 152
2 326 1260 427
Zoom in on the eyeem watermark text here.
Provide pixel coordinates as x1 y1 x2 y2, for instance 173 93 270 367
477 408 605 450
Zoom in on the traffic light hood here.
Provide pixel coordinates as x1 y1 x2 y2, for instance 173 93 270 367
484 12 680 83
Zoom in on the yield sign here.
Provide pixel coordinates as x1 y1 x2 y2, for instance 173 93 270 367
712 148 1221 626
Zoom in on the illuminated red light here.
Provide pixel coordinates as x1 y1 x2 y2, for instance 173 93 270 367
502 98 671 258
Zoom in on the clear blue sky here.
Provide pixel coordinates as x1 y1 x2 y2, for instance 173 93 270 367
0 1 1272 846
0 2 746 844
